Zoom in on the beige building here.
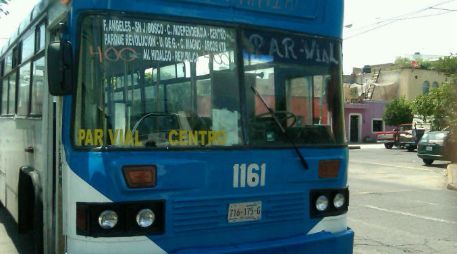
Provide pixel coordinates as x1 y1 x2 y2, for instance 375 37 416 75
344 63 450 102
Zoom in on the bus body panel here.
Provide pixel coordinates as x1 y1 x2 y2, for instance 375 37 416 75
0 118 43 222
62 145 349 253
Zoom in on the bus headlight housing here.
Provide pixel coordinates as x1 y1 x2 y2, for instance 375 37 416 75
76 201 164 237
136 209 155 228
98 210 118 229
310 188 349 218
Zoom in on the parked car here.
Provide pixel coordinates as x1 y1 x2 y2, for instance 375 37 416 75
417 131 449 165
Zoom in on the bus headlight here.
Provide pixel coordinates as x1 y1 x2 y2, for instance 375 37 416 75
136 209 155 228
315 195 329 212
98 210 118 229
333 193 346 209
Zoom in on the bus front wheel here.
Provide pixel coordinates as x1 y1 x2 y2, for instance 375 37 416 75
385 143 393 149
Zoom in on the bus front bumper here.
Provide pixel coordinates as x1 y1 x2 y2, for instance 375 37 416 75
175 229 354 254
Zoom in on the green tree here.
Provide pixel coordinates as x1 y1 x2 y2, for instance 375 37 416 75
383 97 414 126
412 94 434 122
413 83 457 130
431 55 457 84
427 83 457 130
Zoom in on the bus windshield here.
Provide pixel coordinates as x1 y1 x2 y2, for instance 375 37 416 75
74 15 344 149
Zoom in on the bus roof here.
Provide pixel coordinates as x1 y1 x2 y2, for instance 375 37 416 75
70 0 344 38
1 0 344 57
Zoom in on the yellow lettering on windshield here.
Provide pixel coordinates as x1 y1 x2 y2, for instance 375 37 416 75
78 129 86 146
168 130 227 146
77 129 142 147
168 130 179 146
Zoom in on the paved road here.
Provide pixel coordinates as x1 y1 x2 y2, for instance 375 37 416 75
349 144 457 253
1 144 455 253
0 204 33 254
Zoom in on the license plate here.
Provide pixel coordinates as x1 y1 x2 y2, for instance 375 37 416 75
426 146 433 151
228 201 262 223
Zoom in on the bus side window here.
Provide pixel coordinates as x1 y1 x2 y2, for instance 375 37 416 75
30 58 45 115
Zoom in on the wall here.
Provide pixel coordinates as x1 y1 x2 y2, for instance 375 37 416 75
345 101 395 143
401 69 448 100
375 69 448 101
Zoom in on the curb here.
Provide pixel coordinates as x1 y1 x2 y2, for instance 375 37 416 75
447 164 457 191
349 146 361 150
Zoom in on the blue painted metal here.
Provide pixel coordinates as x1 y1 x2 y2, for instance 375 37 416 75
59 0 351 253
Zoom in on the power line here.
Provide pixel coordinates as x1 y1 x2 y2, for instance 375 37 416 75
344 0 457 40
346 0 456 33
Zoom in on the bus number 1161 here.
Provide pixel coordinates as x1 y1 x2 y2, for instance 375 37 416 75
233 163 266 188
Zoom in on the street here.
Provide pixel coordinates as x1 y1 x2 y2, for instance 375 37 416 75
0 145 456 253
349 144 457 253
0 205 33 254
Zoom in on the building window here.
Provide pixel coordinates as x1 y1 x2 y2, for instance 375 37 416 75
432 81 439 89
372 119 384 133
422 81 430 95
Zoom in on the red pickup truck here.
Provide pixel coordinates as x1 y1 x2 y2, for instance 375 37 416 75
376 124 414 150
376 123 428 151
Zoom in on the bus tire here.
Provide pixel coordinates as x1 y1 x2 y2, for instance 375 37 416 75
18 167 43 254
18 171 34 233
384 143 393 149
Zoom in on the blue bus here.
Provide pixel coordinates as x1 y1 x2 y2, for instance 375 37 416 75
0 0 352 253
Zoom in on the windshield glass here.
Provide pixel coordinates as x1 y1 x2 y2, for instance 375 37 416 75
74 15 344 149
241 29 344 146
75 15 242 148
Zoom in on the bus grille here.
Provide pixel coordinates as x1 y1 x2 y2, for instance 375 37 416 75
172 193 306 233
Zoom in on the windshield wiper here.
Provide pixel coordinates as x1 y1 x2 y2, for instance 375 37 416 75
250 86 309 170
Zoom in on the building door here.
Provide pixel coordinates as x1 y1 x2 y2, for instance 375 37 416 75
350 115 360 143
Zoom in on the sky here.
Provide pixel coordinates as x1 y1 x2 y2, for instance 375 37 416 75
1 0 457 74
0 0 38 49
344 0 457 74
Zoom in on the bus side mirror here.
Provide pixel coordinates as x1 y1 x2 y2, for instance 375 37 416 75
47 41 73 96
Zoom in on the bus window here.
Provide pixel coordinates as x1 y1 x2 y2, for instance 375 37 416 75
17 63 31 116
5 52 12 73
22 32 35 62
36 23 46 52
74 16 241 148
1 79 7 115
30 57 45 115
8 73 16 115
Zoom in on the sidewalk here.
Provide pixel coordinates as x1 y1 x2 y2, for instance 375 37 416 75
349 144 385 150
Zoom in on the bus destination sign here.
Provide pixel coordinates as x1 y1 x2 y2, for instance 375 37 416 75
173 0 319 19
